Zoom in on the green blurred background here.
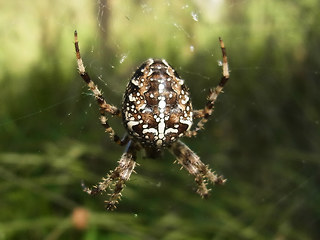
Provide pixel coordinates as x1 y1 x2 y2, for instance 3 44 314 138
0 0 319 239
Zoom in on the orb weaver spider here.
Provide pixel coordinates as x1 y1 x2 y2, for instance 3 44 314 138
74 31 230 210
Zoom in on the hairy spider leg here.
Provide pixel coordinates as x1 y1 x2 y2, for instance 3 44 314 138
186 37 230 137
82 141 138 210
74 30 127 146
169 140 226 197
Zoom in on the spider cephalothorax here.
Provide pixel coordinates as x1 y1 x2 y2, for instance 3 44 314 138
74 31 230 210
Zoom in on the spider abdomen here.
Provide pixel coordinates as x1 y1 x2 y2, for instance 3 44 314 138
122 58 193 149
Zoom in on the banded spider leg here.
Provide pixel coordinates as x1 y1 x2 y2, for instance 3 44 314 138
74 30 129 146
186 38 230 137
82 141 138 210
169 140 226 198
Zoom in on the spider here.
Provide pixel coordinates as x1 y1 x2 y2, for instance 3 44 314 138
74 31 230 210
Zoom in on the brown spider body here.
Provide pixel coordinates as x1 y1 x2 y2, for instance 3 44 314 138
74 31 230 210
122 59 193 153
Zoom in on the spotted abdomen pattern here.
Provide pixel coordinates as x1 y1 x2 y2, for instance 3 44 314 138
122 59 193 149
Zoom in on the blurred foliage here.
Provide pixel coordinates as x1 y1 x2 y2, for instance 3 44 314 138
0 0 319 239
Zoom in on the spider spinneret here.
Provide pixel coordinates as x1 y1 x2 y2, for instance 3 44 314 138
74 30 230 210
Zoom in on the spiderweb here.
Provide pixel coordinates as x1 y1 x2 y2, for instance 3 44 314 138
0 0 319 239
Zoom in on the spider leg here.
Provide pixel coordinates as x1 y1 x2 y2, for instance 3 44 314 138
100 113 130 146
169 140 226 198
74 30 127 145
185 38 230 137
74 31 120 116
82 140 138 210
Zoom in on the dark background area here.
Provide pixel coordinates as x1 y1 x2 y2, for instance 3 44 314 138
0 0 319 239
